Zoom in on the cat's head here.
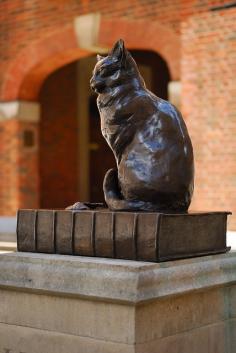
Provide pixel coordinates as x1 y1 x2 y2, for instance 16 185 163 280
90 39 143 94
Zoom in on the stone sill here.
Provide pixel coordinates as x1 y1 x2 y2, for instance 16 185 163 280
0 251 236 304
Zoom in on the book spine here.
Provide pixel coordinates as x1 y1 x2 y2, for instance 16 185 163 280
17 209 37 252
73 211 94 256
36 210 55 253
94 212 114 258
55 211 74 254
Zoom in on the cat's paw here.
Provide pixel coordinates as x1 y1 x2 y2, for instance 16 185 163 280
66 202 90 211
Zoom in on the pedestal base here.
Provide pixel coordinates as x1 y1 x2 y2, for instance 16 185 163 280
0 251 236 353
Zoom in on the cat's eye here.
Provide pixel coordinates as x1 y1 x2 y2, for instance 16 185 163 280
100 66 117 77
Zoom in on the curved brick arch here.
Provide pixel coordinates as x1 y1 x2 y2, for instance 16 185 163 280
1 18 180 101
0 26 91 101
99 18 180 81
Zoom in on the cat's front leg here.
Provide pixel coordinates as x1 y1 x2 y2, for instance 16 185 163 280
66 202 105 210
66 202 90 210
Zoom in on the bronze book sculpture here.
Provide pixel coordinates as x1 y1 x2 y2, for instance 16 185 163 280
68 39 194 212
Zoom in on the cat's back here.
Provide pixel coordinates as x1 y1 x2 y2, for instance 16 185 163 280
118 90 194 195
127 89 192 151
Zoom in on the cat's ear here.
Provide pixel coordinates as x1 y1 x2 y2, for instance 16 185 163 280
97 54 104 62
111 39 126 62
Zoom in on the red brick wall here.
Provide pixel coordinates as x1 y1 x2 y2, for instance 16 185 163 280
0 0 235 230
39 61 78 209
0 119 39 215
182 8 236 229
0 120 19 215
0 0 230 99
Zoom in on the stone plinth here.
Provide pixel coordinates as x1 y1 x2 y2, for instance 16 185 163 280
0 252 236 353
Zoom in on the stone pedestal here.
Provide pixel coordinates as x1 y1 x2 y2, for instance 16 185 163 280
0 251 236 353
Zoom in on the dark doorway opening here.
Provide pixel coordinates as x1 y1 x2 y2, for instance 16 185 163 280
131 50 170 99
39 61 78 209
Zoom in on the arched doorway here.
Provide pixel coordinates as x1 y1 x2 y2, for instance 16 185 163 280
39 50 170 208
0 17 178 214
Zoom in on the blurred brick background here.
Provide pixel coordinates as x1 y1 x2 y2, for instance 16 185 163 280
0 0 235 228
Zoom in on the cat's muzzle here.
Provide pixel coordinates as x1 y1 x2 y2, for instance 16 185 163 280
90 78 106 93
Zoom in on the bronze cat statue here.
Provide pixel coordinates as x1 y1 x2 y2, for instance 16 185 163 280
69 39 194 212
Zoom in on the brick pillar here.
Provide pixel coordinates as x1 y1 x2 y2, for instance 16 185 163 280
182 10 236 230
0 101 39 215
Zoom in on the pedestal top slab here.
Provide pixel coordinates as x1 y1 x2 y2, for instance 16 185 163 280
0 251 236 304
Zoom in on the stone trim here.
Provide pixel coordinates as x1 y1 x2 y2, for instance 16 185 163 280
0 252 236 304
0 101 40 122
74 13 109 53
168 81 181 109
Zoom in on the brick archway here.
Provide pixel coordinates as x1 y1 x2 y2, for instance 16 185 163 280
0 15 180 214
0 17 180 101
0 26 91 101
99 18 180 81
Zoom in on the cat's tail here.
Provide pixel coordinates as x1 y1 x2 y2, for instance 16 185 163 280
103 168 156 211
